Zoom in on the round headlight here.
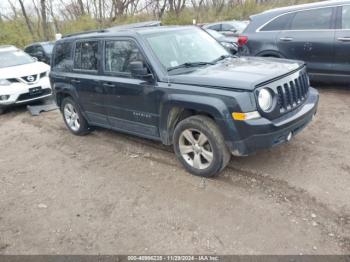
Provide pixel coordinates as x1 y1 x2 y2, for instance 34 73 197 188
258 88 273 112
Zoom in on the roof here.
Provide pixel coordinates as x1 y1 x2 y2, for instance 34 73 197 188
61 24 193 40
254 0 350 18
62 21 163 39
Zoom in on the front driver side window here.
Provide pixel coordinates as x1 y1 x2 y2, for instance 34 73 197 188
104 40 146 75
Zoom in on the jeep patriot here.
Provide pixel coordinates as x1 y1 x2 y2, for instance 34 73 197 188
50 26 319 177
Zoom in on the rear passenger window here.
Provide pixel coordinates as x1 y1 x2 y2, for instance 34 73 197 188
207 24 221 31
74 41 99 71
104 40 145 75
342 6 350 29
290 8 333 30
260 13 293 31
53 41 73 72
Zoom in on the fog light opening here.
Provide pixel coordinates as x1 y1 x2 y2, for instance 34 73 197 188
0 95 10 101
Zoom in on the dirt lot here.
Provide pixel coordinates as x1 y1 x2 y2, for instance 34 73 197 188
0 88 349 255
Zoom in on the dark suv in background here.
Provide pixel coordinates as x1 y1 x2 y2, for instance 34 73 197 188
24 42 54 65
239 0 350 83
50 26 319 177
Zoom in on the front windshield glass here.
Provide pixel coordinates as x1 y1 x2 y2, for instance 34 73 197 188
42 43 54 54
0 49 34 68
144 27 229 71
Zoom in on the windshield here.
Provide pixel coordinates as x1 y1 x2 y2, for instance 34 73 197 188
144 27 229 71
0 49 34 68
42 43 54 54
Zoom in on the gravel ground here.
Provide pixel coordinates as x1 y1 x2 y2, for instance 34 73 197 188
0 88 349 255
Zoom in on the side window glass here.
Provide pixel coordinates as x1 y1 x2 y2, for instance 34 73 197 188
104 40 146 75
222 24 234 31
342 6 350 29
290 8 333 30
208 24 221 31
261 13 293 31
53 42 73 72
74 41 99 71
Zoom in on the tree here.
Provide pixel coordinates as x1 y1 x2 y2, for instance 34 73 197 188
40 0 50 40
18 0 36 40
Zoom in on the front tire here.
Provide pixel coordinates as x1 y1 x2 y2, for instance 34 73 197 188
61 97 90 136
173 115 231 177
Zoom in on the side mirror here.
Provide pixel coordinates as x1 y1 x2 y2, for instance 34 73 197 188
34 51 44 59
130 61 153 80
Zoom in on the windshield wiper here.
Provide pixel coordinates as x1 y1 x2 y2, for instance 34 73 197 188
167 61 215 72
211 54 235 64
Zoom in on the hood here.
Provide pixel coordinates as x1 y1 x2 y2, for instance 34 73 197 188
168 57 304 91
0 61 50 79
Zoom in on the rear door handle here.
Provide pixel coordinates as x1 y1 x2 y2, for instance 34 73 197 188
71 79 81 84
337 37 350 42
102 82 115 87
280 37 293 42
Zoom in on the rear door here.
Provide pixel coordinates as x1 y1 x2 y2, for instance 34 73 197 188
277 6 336 74
333 5 350 78
72 40 109 127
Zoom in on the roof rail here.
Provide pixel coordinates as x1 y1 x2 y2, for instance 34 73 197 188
107 21 161 31
62 29 108 38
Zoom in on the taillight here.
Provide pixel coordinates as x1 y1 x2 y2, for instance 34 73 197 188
238 35 248 47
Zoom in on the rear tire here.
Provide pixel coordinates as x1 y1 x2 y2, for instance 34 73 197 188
61 97 91 136
173 115 231 177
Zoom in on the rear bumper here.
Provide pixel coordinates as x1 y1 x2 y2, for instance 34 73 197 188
228 87 319 156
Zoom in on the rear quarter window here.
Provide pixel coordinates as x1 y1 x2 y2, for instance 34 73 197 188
52 41 73 72
260 13 294 31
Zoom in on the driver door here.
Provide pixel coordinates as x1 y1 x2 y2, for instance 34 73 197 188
101 38 160 139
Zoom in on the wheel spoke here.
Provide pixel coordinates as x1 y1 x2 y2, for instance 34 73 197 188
183 130 196 145
201 149 213 163
197 133 208 146
64 108 72 117
193 153 202 169
74 119 80 129
179 144 194 154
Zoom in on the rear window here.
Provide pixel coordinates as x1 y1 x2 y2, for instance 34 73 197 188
290 7 333 30
74 41 99 71
260 13 294 31
53 41 73 72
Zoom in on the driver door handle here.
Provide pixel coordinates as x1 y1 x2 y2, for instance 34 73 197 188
102 82 115 87
71 79 81 84
337 37 350 42
280 37 294 42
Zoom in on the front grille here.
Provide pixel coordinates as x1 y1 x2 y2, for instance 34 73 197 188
21 74 38 83
276 71 309 113
17 88 51 102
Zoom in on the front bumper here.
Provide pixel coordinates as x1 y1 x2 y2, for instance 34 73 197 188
228 87 319 156
0 77 52 107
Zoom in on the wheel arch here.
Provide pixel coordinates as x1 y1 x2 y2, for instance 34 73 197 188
159 94 233 145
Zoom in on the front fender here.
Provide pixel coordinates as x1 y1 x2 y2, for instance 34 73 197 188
159 93 239 145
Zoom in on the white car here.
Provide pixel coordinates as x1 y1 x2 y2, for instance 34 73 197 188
0 45 52 114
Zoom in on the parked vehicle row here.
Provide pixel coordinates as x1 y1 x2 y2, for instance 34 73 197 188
239 0 350 83
0 45 51 114
50 25 319 177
